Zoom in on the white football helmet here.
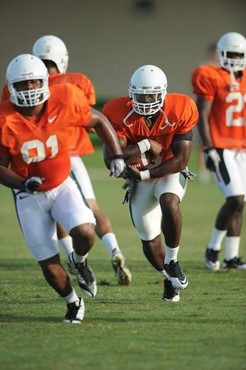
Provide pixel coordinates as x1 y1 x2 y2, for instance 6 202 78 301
129 65 167 116
32 35 69 73
217 32 246 72
6 54 50 107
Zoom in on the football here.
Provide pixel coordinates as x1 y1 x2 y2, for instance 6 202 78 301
126 152 157 170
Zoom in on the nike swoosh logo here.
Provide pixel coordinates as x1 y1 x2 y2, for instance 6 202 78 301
48 115 57 123
19 195 29 199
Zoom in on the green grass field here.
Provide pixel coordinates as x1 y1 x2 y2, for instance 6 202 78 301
0 146 245 370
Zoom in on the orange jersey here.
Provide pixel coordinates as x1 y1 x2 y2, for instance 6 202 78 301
192 65 246 149
103 94 198 161
49 73 95 156
1 72 96 156
0 83 91 191
1 84 9 102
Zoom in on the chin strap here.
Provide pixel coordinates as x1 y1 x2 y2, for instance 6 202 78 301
229 70 240 92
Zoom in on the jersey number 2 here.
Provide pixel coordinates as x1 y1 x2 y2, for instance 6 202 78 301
21 135 58 164
226 92 246 127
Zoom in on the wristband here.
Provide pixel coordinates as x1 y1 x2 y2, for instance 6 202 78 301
140 170 151 181
138 139 151 154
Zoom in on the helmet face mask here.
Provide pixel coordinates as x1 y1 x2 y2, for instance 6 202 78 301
217 32 246 72
6 54 50 107
129 65 167 116
130 92 164 116
32 35 69 74
12 81 46 107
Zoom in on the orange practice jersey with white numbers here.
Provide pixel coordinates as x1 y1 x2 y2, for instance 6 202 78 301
0 83 91 191
103 94 198 161
1 72 96 156
192 65 246 149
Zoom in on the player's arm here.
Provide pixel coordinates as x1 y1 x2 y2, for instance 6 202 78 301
125 134 193 181
87 108 126 177
196 97 221 172
144 139 192 179
123 139 162 162
104 136 137 166
103 136 127 169
87 108 123 156
0 153 43 192
0 154 24 189
104 136 162 167
196 97 213 149
103 136 140 168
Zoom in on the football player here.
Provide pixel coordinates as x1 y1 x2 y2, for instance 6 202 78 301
103 65 199 302
0 54 125 323
192 32 246 270
196 41 218 184
1 35 132 286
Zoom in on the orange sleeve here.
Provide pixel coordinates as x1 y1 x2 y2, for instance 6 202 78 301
175 97 199 135
102 98 129 140
67 84 91 127
64 84 93 155
48 75 95 156
1 84 10 102
0 132 9 156
49 73 96 106
78 75 96 106
191 65 216 101
63 74 96 106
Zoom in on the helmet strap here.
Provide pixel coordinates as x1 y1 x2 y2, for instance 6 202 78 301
229 70 240 92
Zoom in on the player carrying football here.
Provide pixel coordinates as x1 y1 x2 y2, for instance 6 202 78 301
103 65 198 302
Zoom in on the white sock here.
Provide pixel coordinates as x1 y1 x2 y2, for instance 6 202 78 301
62 289 79 304
224 236 240 261
208 228 227 251
164 245 179 264
101 233 121 256
73 251 88 264
59 236 73 258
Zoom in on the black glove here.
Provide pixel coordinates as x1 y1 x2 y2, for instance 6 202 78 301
180 168 196 181
122 178 138 204
204 148 221 172
22 177 43 193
